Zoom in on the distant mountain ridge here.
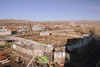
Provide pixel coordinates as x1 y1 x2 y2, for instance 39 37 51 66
0 19 32 23
0 19 100 24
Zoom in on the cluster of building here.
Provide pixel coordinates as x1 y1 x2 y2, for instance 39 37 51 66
0 25 47 36
0 31 97 67
0 26 16 35
0 22 78 36
11 37 68 66
0 22 96 67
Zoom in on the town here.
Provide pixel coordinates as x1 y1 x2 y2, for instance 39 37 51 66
0 20 100 67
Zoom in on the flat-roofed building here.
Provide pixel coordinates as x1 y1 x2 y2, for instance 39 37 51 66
32 25 46 31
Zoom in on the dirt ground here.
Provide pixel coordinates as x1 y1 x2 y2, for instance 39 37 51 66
23 35 70 46
0 56 26 67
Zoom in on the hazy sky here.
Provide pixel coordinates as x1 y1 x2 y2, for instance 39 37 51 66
0 0 100 21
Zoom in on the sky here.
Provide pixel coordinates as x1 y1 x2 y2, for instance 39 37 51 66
0 0 100 21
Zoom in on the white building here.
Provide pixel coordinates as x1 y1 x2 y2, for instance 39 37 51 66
0 26 7 32
0 29 7 32
0 27 12 35
0 31 12 35
32 25 46 31
40 31 51 36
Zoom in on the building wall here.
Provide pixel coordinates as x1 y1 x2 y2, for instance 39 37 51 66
13 44 33 56
0 29 7 32
0 31 12 35
32 25 45 31
54 52 66 64
40 32 50 36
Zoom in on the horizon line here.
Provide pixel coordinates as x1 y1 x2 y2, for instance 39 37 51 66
0 19 100 22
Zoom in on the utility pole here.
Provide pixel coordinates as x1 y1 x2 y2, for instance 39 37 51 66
29 22 32 35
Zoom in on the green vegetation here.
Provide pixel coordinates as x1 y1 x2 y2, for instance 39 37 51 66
35 56 48 63
38 42 47 45
0 42 10 48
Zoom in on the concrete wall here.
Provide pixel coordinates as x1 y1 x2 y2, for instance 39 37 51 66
40 32 50 36
32 25 45 31
0 29 7 32
0 31 12 35
54 52 66 64
13 44 33 56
